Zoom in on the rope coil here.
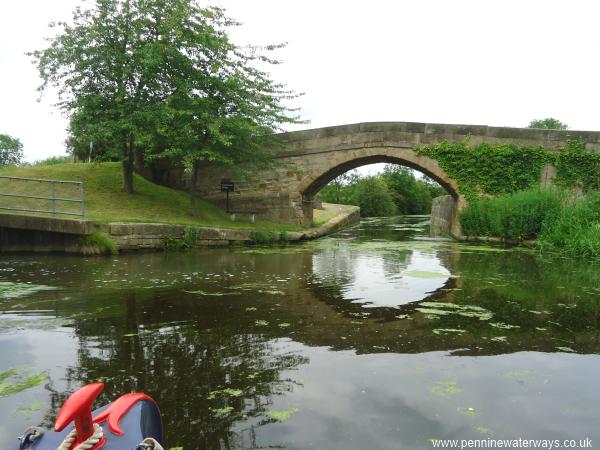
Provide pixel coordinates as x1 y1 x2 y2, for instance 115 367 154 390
57 423 104 450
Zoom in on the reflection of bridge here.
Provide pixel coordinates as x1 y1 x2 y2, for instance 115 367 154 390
149 122 600 236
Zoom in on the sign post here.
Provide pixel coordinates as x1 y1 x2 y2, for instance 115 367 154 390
220 181 235 212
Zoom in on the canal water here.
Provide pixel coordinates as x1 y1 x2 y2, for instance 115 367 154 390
1 216 599 449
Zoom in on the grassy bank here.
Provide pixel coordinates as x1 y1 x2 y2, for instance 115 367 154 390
460 188 600 257
0 162 302 232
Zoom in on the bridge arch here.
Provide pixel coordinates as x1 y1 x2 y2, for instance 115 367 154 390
297 146 466 236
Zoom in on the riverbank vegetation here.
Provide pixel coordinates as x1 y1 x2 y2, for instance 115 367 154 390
460 188 600 257
0 162 302 232
319 165 445 217
418 135 600 257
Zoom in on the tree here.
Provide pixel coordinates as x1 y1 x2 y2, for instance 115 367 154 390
356 177 397 217
0 133 24 166
528 118 569 130
148 10 302 214
32 0 301 204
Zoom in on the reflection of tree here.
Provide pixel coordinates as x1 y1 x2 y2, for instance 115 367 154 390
48 292 309 449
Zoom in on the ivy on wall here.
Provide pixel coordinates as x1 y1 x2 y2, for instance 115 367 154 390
554 140 600 192
416 141 549 200
417 139 600 200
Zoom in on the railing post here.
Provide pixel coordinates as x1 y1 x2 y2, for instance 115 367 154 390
52 180 57 216
80 182 85 217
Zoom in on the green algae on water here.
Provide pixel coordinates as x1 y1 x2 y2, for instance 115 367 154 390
266 407 300 421
207 388 243 399
416 302 493 321
433 328 466 335
0 282 55 300
404 271 449 279
209 406 234 416
184 290 239 296
0 368 46 398
430 380 461 398
490 322 520 329
556 346 576 353
457 406 477 417
14 401 44 415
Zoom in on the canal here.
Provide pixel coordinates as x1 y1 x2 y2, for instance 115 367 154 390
1 216 599 449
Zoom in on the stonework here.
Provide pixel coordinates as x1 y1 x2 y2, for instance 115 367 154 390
145 121 600 238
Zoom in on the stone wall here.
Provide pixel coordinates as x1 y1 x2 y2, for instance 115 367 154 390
430 195 455 237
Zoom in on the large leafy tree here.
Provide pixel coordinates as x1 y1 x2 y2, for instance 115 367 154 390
0 133 24 166
528 118 569 130
32 0 301 200
149 10 302 214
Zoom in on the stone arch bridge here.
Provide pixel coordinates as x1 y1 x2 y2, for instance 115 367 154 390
149 122 600 237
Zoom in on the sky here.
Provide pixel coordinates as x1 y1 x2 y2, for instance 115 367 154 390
1 0 599 163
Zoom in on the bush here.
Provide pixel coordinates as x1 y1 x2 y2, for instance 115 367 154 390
460 189 562 240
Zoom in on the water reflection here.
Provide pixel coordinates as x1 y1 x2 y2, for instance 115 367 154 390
1 216 600 449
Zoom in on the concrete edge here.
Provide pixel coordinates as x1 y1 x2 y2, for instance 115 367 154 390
110 204 361 251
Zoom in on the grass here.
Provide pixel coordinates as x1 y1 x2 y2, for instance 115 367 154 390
313 208 337 226
538 191 600 257
460 189 562 240
0 162 302 232
80 232 118 255
460 188 600 257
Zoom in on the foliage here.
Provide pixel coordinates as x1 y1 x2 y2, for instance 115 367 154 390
417 141 549 200
164 226 202 251
0 133 24 166
32 0 302 199
319 171 362 205
460 189 562 240
538 191 600 257
80 232 118 255
528 118 569 130
319 166 443 216
553 140 600 192
380 165 437 214
356 176 397 217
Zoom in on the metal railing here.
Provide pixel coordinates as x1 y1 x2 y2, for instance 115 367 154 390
0 176 84 217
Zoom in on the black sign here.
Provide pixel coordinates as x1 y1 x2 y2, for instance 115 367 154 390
220 181 235 192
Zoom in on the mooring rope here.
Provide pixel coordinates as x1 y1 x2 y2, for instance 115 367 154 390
57 423 104 450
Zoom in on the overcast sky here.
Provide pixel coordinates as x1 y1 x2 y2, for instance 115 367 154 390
1 0 599 162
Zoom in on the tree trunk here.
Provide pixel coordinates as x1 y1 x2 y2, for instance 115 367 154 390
189 161 200 217
122 135 135 194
